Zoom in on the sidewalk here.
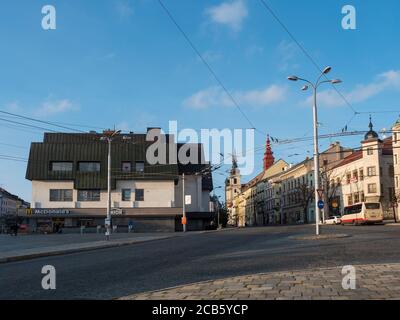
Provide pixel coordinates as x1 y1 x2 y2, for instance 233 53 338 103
121 263 400 300
0 232 179 263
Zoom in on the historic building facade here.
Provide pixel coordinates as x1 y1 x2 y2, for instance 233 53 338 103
329 119 395 219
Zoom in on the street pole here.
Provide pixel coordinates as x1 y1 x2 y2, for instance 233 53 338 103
182 173 186 232
106 137 112 240
101 129 121 241
312 86 320 235
288 67 342 236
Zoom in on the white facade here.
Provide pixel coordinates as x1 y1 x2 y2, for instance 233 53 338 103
329 137 394 218
31 177 211 213
32 180 175 209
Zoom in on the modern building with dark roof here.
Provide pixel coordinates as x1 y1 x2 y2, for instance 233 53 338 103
24 130 215 233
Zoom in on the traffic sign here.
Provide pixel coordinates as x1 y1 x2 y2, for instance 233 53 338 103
318 200 325 209
317 189 324 200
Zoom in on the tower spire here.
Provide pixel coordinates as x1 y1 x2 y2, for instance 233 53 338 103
263 135 275 171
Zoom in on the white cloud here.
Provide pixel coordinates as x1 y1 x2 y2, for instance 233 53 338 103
198 50 222 63
277 40 299 71
5 101 21 112
36 99 77 116
183 85 287 109
205 0 248 32
304 70 400 107
116 0 134 18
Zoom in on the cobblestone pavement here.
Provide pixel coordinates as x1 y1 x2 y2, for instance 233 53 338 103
122 263 400 300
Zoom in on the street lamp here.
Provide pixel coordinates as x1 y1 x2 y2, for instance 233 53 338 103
288 67 342 235
101 129 121 240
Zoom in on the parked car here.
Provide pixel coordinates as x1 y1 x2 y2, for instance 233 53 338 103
325 216 342 225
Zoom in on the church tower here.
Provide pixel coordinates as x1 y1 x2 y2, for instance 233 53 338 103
263 135 275 171
225 154 241 225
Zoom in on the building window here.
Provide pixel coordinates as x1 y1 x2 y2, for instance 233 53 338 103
122 189 131 201
359 169 364 181
389 188 395 202
368 184 377 194
135 161 145 173
389 165 395 177
234 178 237 184
336 177 341 186
77 190 101 201
395 154 398 165
122 162 131 172
50 189 73 202
367 148 373 155
361 191 365 203
367 166 376 177
346 173 351 184
78 162 100 172
354 192 360 204
135 189 144 201
396 177 399 189
353 170 358 181
51 162 73 172
347 195 353 206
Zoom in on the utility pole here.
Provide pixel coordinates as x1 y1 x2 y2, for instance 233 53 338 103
182 173 187 232
288 67 342 236
101 129 121 240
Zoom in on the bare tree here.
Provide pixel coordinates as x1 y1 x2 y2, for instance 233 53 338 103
293 183 314 224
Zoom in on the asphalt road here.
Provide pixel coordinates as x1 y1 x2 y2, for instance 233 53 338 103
1 224 400 300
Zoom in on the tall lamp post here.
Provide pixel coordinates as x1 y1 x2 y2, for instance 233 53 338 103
288 67 342 235
101 129 121 240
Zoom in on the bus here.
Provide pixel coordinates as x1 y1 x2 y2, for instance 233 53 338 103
341 202 383 225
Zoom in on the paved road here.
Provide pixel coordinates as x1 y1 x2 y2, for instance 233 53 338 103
1 224 400 299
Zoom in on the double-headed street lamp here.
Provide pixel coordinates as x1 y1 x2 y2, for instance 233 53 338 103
288 66 342 236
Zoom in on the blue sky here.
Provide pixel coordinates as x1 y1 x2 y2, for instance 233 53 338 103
0 0 400 202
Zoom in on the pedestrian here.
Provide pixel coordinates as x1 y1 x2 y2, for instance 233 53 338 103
128 219 134 233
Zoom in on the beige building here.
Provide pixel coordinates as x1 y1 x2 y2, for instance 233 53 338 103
392 119 400 220
328 119 395 219
226 136 288 226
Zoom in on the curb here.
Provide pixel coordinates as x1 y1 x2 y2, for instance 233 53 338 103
119 262 400 300
289 234 351 241
0 235 179 264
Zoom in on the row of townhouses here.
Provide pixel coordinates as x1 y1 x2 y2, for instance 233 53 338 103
0 188 30 216
226 118 398 226
21 129 216 233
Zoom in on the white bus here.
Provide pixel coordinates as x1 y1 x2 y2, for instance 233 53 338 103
341 202 383 225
